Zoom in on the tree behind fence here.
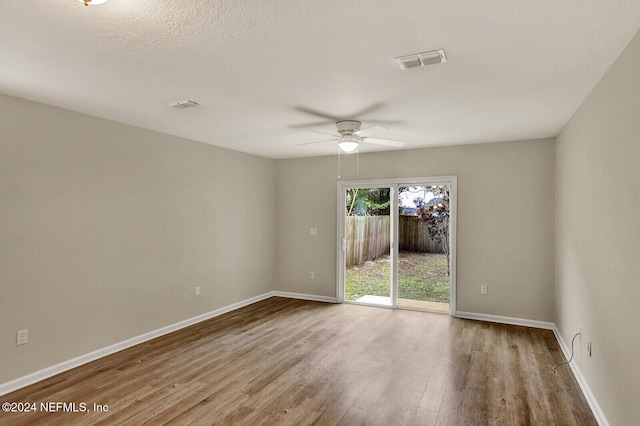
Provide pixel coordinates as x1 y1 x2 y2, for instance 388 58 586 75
398 215 445 254
345 216 444 267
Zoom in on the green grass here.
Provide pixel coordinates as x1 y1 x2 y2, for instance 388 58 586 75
345 252 450 303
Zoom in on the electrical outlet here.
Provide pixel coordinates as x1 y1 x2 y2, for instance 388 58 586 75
309 272 315 280
195 286 200 297
480 285 488 295
310 227 317 236
16 329 28 346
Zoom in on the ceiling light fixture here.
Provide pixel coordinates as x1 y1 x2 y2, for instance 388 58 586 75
338 135 359 153
78 0 108 6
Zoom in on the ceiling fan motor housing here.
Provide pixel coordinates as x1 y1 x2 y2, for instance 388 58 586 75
336 120 361 136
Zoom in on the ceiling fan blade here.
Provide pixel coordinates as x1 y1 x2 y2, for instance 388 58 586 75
362 137 405 147
359 119 404 125
349 103 384 118
308 130 340 137
289 120 336 129
294 106 342 121
354 125 387 138
297 138 339 146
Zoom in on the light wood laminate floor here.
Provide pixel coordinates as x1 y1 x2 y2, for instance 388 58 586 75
1 297 596 425
397 298 449 314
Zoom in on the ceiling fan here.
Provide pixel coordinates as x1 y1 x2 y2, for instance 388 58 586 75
293 105 405 153
298 120 405 153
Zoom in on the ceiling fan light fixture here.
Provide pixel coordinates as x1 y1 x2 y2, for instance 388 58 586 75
78 0 108 6
338 140 359 153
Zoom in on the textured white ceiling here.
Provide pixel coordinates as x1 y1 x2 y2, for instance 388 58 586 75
1 1 639 159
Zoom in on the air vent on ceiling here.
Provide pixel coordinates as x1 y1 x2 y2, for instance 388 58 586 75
167 99 200 109
395 49 447 70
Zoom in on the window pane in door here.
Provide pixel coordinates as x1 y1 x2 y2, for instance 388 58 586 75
344 187 392 306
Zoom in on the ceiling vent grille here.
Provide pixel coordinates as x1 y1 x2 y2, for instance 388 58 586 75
167 99 200 109
395 49 446 70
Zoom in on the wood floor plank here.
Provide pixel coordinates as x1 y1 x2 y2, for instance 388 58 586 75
0 297 596 425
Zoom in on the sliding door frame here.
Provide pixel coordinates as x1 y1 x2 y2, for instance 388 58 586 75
337 176 457 315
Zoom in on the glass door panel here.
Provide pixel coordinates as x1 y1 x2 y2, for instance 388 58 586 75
343 187 392 306
397 185 451 313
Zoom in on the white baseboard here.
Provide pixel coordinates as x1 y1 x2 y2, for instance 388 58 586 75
0 291 275 397
455 311 555 330
273 291 337 304
552 326 608 426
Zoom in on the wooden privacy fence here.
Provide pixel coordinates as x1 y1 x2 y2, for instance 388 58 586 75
345 216 390 267
345 215 444 267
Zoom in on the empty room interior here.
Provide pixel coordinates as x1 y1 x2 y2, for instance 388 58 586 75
1 1 639 425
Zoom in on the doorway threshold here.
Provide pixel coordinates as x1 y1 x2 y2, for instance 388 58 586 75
397 298 449 314
354 295 392 306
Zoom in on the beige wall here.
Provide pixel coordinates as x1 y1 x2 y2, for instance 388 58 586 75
0 94 275 384
555 30 640 425
275 139 556 321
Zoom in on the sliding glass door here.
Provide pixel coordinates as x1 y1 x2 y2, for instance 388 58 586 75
337 177 457 315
